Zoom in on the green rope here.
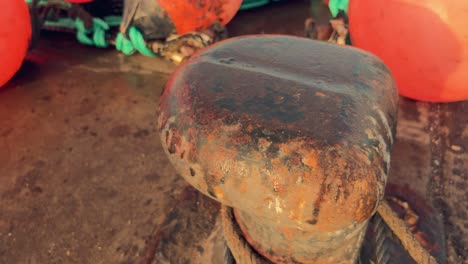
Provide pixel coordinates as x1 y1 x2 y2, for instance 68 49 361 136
25 0 65 6
25 0 156 56
103 16 122 27
75 17 110 48
240 0 270 10
116 27 156 57
70 15 155 56
26 0 75 29
74 17 155 57
328 0 349 17
115 33 136 55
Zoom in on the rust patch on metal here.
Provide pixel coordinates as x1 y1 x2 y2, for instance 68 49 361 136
158 35 398 263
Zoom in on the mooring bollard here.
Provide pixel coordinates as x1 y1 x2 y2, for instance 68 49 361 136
158 35 398 263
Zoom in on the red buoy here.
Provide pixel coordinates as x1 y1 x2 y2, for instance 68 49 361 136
0 0 31 88
349 0 468 102
158 0 242 35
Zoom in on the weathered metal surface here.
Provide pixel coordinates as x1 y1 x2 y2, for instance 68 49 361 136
427 102 467 263
158 35 398 263
390 98 468 263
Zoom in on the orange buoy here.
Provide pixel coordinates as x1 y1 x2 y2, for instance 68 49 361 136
349 0 468 102
158 0 242 35
1 0 31 88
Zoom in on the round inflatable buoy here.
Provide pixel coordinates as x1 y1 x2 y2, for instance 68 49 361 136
1 0 32 88
349 0 468 102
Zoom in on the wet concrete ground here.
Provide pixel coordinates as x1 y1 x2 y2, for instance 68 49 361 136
0 1 466 263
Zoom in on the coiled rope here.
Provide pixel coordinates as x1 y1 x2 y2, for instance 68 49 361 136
222 201 439 264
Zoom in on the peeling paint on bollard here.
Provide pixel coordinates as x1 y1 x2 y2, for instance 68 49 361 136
158 35 398 263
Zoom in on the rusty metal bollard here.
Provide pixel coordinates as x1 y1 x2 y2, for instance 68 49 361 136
158 35 398 263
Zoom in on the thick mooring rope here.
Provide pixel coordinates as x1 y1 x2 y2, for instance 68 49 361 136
221 206 270 264
222 201 439 264
377 201 438 264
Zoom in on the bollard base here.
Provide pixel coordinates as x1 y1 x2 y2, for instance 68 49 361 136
222 184 446 264
148 186 444 264
234 208 367 264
